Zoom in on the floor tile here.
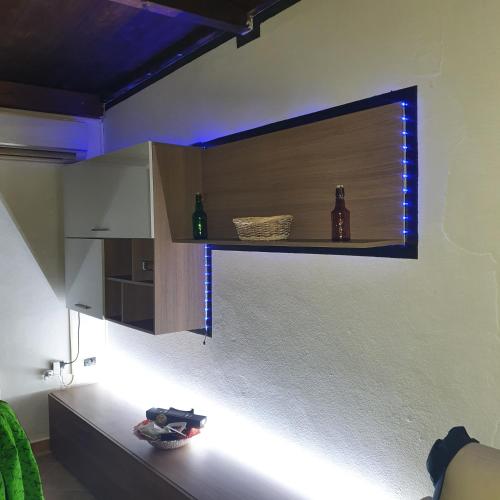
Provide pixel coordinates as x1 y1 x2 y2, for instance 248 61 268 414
37 453 96 500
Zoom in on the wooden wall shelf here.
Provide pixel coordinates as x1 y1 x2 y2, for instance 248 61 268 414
106 276 154 287
177 238 402 249
159 89 418 259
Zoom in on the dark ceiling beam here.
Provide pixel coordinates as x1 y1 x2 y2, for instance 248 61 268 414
103 0 302 109
107 0 251 34
102 27 232 107
0 81 103 118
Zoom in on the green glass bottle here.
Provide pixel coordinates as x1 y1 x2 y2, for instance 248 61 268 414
192 192 208 240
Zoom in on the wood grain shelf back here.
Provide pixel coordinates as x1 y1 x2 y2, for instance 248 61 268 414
200 103 404 243
152 143 205 333
104 238 156 333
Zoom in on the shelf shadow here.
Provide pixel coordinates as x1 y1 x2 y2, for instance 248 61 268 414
0 160 65 299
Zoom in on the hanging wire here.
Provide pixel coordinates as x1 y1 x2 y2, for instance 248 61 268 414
59 311 81 387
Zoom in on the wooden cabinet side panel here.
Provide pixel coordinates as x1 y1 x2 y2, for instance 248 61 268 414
152 143 203 240
152 144 204 334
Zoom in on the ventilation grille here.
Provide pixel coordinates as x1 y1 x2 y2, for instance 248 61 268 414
0 143 86 164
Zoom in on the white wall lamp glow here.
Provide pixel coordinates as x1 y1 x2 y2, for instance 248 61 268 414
101 351 397 500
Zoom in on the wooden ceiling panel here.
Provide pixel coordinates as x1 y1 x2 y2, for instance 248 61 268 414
0 0 299 116
0 0 199 93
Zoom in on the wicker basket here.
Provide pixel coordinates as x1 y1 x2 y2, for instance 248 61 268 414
232 215 293 241
133 421 196 450
148 438 190 450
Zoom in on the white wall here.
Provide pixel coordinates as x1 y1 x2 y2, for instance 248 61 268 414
0 108 102 440
102 1 500 498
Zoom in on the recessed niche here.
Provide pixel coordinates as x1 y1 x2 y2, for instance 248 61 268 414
104 238 155 333
161 87 418 258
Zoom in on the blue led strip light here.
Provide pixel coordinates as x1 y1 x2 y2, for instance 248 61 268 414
401 101 408 242
204 244 213 334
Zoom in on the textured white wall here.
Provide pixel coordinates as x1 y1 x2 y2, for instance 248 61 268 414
102 1 500 498
0 108 102 440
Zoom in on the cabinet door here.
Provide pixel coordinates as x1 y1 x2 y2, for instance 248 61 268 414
63 143 153 238
65 239 104 319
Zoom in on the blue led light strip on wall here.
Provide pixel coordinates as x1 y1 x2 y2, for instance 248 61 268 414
204 244 213 335
401 101 408 243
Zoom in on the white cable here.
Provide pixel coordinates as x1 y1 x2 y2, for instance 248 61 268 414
59 372 75 388
59 310 80 388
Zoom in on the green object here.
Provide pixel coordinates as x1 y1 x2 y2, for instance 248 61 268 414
192 192 208 240
0 402 44 500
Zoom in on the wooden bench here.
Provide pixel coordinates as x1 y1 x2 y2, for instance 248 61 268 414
49 385 300 500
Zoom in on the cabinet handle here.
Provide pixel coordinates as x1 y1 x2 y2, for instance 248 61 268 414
91 227 110 232
74 303 91 310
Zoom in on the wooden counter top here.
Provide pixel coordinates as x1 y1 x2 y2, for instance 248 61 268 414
49 384 302 500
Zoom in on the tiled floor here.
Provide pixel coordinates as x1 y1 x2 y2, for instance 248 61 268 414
36 453 96 500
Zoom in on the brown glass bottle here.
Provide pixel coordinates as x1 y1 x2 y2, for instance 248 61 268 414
331 185 350 241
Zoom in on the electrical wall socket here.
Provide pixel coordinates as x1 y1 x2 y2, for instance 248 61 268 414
84 357 96 367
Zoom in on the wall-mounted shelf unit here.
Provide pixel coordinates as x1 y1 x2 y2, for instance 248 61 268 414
63 143 205 335
63 87 417 336
166 87 418 258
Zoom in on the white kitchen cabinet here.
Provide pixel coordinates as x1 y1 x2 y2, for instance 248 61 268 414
62 142 205 334
63 143 153 238
65 238 104 319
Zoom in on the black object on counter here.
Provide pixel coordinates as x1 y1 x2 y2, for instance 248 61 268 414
146 407 207 429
